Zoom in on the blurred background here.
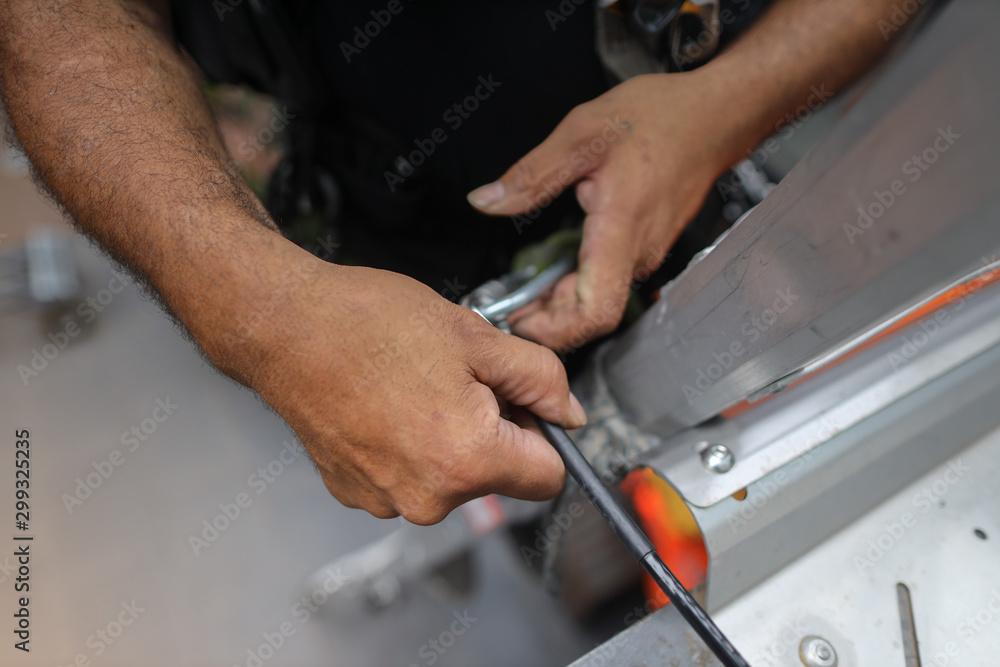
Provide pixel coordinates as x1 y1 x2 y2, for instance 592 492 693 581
0 89 634 667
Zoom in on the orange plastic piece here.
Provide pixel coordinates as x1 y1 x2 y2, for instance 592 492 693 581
623 468 708 611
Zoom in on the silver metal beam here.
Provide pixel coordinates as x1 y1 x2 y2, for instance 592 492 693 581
641 276 1000 510
692 281 1000 610
602 0 1000 437
571 422 1000 666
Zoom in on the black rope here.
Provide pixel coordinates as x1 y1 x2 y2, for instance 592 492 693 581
535 418 749 667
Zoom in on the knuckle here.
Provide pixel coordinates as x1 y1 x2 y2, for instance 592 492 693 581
563 103 591 131
454 308 495 350
536 346 567 393
504 342 565 406
511 155 541 190
368 505 399 520
392 467 469 526
399 500 450 526
441 451 484 498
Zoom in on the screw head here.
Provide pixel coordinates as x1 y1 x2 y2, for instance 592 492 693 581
700 443 735 473
800 636 837 667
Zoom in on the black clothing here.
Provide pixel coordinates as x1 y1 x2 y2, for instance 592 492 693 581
170 1 769 290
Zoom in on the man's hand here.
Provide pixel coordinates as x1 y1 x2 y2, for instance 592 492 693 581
0 0 909 522
202 249 586 524
467 72 724 350
468 0 912 351
0 0 584 525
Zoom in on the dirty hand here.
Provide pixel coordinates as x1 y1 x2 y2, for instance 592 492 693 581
207 252 586 524
468 72 730 350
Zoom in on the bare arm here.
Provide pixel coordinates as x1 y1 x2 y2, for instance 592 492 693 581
0 0 290 383
695 0 907 171
469 0 913 349
0 0 585 523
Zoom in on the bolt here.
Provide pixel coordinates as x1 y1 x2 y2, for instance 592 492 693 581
700 443 734 474
800 635 837 667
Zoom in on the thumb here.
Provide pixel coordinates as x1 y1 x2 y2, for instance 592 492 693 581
470 330 587 429
575 210 637 316
467 108 602 216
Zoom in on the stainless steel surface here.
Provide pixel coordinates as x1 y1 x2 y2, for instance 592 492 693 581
571 422 1000 666
602 0 1000 437
761 254 1000 400
642 275 1000 509
714 425 1000 666
693 285 1000 611
798 636 836 667
568 600 728 667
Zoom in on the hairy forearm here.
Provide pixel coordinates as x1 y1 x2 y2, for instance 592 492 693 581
0 0 309 379
698 0 911 170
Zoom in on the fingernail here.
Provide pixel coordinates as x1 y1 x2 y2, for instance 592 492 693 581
575 264 594 305
568 392 588 427
467 182 506 210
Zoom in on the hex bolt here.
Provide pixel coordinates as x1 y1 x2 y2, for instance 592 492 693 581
800 635 837 667
700 443 735 474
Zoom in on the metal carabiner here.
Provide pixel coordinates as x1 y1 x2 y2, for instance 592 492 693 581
460 255 575 334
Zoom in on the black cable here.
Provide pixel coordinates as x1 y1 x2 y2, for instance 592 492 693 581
535 418 749 667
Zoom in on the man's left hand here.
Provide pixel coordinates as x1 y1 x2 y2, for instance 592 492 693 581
468 72 730 350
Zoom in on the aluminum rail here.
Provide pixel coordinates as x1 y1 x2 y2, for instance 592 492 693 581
602 0 1000 437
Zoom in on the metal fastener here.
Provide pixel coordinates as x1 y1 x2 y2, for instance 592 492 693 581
700 443 735 474
800 635 837 667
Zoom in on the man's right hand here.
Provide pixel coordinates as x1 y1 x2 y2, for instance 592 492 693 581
1 0 585 525
205 248 586 524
